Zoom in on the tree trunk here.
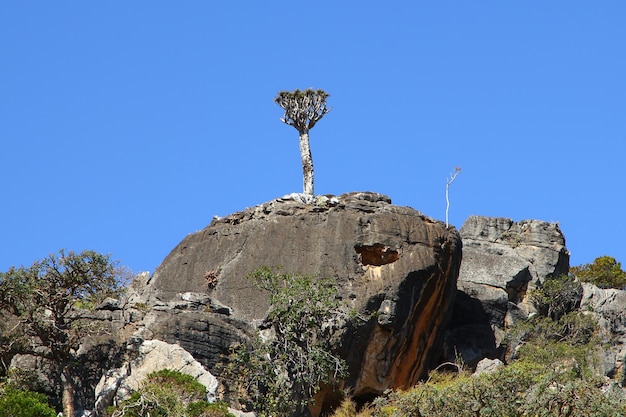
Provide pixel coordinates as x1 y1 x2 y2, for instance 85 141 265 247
299 130 314 196
61 368 75 417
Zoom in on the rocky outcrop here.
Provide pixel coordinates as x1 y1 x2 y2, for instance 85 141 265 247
580 283 626 378
444 216 569 366
135 192 462 406
5 192 463 415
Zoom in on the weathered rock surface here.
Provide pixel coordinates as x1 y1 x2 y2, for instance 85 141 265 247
444 216 569 366
94 339 219 415
136 192 462 405
580 283 626 378
5 192 463 416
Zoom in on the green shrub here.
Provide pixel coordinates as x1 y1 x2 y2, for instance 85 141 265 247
107 369 234 417
0 387 57 417
222 267 348 417
571 255 626 289
187 400 235 417
357 358 626 417
530 274 582 320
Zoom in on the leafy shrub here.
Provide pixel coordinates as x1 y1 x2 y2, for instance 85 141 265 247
571 255 626 289
187 400 234 417
530 274 582 320
107 369 234 417
0 387 57 417
222 267 348 417
349 355 626 417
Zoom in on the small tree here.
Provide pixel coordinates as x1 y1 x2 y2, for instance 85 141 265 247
530 274 583 321
223 267 347 417
0 250 125 417
275 88 331 197
571 255 626 289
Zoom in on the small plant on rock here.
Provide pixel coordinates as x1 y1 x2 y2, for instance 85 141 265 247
530 274 583 320
204 269 220 289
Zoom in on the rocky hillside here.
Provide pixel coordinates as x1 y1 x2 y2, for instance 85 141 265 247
128 192 461 409
5 192 626 416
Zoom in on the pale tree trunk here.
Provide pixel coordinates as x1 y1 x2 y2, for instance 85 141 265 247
299 130 314 196
61 367 75 417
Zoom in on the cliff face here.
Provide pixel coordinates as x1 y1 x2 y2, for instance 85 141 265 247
444 215 569 366
137 192 462 400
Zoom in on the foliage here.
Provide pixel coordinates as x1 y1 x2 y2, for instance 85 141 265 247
0 249 125 417
372 362 538 417
361 358 626 417
107 369 234 417
571 255 626 289
530 274 582 320
274 88 330 133
331 398 375 417
222 267 348 417
0 385 57 417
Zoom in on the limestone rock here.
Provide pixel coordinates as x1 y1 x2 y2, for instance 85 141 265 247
136 192 462 404
580 283 626 377
444 216 569 366
94 340 219 415
474 358 504 375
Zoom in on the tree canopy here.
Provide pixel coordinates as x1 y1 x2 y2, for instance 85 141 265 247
571 255 626 289
0 249 126 417
274 88 331 196
274 88 330 133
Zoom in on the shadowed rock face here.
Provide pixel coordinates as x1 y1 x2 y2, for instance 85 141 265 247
137 192 462 401
444 215 569 367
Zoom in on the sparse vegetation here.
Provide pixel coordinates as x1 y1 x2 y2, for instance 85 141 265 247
204 269 220 289
530 274 582 320
328 272 625 417
445 166 461 228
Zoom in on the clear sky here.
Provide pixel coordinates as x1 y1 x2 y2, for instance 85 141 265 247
1 2 625 275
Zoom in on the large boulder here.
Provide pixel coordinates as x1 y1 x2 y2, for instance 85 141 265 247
444 216 569 366
135 192 462 405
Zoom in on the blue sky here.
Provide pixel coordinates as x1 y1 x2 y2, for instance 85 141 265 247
1 2 625 274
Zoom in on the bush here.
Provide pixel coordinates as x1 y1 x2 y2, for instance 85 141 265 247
571 255 626 289
353 358 626 417
222 267 348 417
107 369 234 417
530 274 582 320
0 387 57 417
